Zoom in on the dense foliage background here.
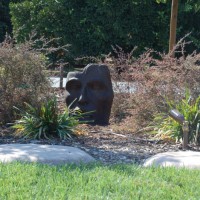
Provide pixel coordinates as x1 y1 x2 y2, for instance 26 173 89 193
1 0 200 61
0 0 12 42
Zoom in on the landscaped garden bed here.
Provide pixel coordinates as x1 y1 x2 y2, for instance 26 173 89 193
0 35 200 166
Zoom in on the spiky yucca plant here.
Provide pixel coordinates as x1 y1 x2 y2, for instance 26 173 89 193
12 97 86 139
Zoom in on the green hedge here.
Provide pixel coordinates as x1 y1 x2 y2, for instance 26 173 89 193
9 0 200 60
0 0 12 42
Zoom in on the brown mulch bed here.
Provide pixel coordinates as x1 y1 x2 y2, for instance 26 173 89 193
1 124 198 165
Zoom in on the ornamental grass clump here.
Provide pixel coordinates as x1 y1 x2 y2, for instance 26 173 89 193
152 89 200 144
12 97 85 139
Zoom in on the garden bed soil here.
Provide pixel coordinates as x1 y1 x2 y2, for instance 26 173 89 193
1 124 199 165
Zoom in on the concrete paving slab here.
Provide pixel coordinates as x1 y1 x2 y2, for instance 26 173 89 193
0 144 95 165
143 151 200 169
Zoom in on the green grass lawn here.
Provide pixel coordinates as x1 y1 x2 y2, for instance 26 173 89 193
0 162 199 200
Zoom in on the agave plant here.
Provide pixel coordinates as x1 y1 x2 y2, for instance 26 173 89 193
12 97 89 139
152 89 200 143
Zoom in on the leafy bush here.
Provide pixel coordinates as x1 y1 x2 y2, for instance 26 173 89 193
9 0 167 60
152 90 200 143
12 97 85 139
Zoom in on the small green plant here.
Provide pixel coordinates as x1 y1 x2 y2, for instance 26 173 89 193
152 89 200 143
12 97 86 139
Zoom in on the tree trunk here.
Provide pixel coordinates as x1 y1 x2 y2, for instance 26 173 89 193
169 0 179 57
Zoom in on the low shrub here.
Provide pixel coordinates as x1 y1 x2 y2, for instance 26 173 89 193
12 97 85 139
104 37 200 131
0 34 69 124
0 35 50 123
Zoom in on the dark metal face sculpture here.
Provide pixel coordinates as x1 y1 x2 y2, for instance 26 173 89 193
65 64 114 125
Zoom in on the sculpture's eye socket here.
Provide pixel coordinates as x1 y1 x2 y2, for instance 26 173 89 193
66 80 81 91
88 81 106 91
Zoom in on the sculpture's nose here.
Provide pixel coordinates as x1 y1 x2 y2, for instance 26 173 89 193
78 88 88 107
